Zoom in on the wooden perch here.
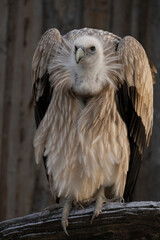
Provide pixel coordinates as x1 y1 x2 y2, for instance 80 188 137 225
0 201 160 239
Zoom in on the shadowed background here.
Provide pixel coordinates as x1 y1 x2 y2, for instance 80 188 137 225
0 0 159 221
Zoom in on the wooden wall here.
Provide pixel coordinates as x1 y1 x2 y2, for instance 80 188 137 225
0 0 160 221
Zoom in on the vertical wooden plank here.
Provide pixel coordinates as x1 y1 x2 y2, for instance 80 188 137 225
112 0 132 37
0 0 7 220
0 0 8 188
0 0 44 221
147 0 160 201
41 0 84 35
0 1 8 151
0 0 18 221
10 0 43 218
10 0 44 218
52 0 83 34
83 0 109 30
130 0 140 39
6 0 25 219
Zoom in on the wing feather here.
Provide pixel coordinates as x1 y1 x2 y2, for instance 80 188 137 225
116 36 155 201
32 28 61 126
32 29 62 188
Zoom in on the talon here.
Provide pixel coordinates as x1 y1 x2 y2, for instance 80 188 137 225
41 204 60 216
91 198 104 224
121 197 125 203
41 207 50 216
61 219 69 236
61 199 72 235
91 210 99 224
91 187 106 224
91 213 95 224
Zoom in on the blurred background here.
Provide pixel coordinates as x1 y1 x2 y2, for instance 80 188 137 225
0 0 159 221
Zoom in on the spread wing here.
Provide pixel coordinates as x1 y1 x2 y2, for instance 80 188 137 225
32 28 62 182
32 28 62 127
116 36 156 201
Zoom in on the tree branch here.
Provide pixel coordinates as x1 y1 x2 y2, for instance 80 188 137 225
0 201 160 239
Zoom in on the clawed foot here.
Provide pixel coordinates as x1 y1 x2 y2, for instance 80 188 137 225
91 186 106 223
61 198 90 235
91 187 124 223
41 193 124 235
61 199 72 236
41 200 72 235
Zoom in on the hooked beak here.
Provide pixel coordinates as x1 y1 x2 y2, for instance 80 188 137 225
75 47 85 64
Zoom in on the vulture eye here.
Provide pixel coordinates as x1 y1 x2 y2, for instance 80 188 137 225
89 46 96 54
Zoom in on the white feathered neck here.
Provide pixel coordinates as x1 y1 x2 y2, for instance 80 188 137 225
49 35 122 96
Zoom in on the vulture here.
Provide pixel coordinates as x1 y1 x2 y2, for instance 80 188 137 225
32 28 156 233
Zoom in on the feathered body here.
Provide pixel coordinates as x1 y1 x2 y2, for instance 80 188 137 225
32 28 155 231
34 85 129 201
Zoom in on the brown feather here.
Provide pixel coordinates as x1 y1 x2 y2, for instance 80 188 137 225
117 36 155 201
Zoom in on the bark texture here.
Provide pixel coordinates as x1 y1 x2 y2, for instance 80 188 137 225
0 202 160 240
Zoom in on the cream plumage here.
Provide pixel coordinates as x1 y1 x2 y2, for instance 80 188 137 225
32 28 155 233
